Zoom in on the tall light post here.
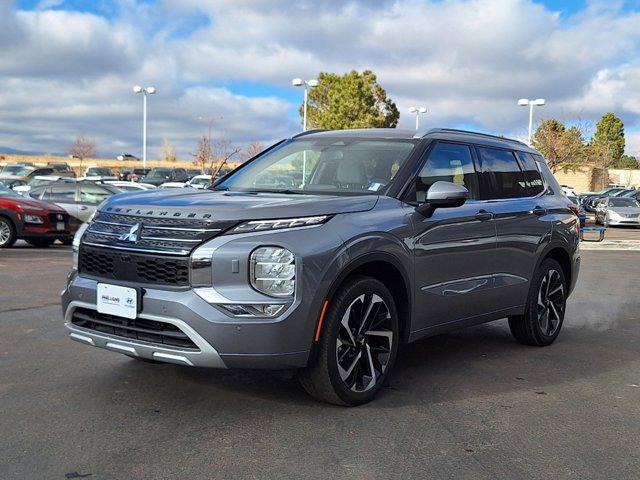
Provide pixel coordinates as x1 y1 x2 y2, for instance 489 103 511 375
408 106 427 130
292 78 318 187
133 85 156 170
518 98 545 145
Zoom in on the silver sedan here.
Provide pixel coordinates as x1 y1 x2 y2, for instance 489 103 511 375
595 196 640 227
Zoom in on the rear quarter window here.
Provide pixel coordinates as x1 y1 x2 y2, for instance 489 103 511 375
515 151 545 196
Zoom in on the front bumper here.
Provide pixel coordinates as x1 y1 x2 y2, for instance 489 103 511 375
608 216 640 226
62 274 315 369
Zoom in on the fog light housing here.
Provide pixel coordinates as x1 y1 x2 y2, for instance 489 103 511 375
219 303 286 318
250 246 295 297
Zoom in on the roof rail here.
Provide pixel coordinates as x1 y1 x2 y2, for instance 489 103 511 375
292 129 326 138
421 128 529 147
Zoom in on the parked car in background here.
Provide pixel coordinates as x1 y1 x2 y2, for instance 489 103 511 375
104 181 156 192
581 187 629 212
620 189 640 201
186 169 202 179
0 166 57 187
561 185 577 197
116 154 140 161
143 167 189 186
158 182 190 189
187 174 212 189
12 175 63 195
594 196 640 227
611 188 637 197
47 162 76 178
28 180 123 226
567 196 586 228
63 128 581 405
84 166 118 181
0 184 73 248
120 167 151 182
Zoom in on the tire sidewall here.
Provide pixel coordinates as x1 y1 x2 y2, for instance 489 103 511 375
323 277 399 405
0 217 16 248
527 258 567 343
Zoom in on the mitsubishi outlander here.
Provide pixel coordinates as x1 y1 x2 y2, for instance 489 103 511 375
62 128 580 405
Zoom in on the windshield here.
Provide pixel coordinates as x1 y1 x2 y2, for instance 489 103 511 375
217 138 416 195
148 168 171 178
1 166 32 177
88 167 112 176
0 184 20 196
610 198 640 207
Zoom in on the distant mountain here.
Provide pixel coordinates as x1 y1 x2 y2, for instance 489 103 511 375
0 146 66 156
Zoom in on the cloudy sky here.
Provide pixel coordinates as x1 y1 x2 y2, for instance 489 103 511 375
1 0 640 159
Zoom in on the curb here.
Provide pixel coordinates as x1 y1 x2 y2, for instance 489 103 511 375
580 240 640 251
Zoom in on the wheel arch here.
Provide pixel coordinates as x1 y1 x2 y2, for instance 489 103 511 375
537 243 573 289
322 252 412 345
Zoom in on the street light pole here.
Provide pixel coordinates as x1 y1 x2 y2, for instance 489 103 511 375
292 78 318 186
518 98 546 145
408 106 427 130
134 86 156 170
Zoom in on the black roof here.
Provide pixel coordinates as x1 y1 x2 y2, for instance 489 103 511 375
292 127 538 153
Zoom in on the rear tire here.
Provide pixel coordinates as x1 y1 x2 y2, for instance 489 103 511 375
0 217 17 248
508 258 567 346
298 276 399 406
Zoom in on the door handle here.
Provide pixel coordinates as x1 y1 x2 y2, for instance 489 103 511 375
475 209 493 221
531 206 547 216
79 205 88 211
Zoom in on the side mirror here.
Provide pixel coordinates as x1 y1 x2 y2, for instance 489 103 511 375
416 181 468 217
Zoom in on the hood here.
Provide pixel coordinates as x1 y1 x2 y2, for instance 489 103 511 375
101 189 379 221
0 195 65 212
610 206 640 214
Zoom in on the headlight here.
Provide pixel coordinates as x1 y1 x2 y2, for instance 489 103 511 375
24 214 44 224
229 215 328 234
250 246 295 297
72 222 90 270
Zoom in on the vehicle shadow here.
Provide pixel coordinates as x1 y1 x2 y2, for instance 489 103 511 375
108 309 637 410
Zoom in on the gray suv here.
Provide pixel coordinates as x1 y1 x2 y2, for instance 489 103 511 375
62 128 581 405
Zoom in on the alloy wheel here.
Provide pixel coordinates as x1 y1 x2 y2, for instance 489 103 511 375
537 269 564 336
336 293 394 392
0 221 11 246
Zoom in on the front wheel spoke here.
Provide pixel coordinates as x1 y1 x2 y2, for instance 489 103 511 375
364 344 377 390
548 302 561 325
338 350 362 381
340 310 357 345
539 309 549 333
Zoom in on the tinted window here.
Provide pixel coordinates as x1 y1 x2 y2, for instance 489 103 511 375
48 184 76 202
609 197 639 207
515 151 544 196
411 142 477 202
476 147 526 199
79 184 112 204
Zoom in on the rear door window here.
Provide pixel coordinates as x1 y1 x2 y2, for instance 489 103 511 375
48 184 77 202
476 147 527 199
79 184 112 204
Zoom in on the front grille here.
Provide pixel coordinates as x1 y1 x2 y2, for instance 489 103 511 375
82 211 236 255
79 245 189 286
71 307 198 350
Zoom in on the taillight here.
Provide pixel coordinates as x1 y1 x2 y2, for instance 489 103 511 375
568 203 581 237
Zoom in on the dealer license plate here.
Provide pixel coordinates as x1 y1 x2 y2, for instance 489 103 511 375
97 283 138 320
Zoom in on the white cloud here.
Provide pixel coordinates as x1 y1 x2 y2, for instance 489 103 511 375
1 0 640 157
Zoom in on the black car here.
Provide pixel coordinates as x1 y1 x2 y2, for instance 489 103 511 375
143 167 189 186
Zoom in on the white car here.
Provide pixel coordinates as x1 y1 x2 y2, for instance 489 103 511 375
187 175 212 189
104 181 156 192
561 185 577 197
159 182 191 189
84 166 118 181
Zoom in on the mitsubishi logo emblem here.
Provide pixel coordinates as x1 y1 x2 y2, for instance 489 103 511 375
119 223 141 243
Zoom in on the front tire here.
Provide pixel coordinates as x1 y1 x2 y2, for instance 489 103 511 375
0 217 17 248
508 258 567 346
298 276 399 406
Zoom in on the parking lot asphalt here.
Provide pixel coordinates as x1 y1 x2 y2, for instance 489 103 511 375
1 244 640 480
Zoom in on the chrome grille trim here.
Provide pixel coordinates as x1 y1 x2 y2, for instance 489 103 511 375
82 242 191 256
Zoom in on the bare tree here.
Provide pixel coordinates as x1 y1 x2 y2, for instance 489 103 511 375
190 134 213 172
210 137 240 182
69 134 97 170
242 140 265 162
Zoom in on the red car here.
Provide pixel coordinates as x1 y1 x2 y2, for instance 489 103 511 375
0 184 74 248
